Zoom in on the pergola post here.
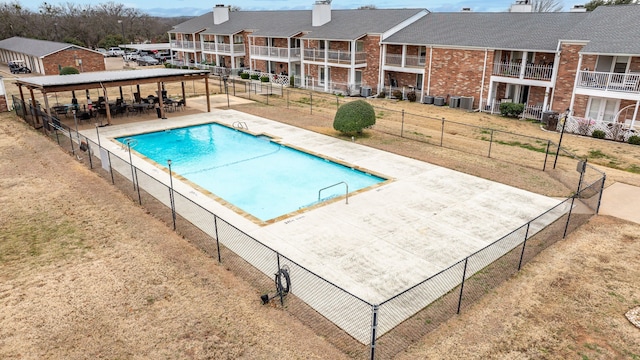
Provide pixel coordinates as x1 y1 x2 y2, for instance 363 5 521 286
28 88 41 131
157 82 166 119
205 76 210 112
181 82 186 107
103 87 112 125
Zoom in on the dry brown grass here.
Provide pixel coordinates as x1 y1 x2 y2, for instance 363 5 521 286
2 57 640 358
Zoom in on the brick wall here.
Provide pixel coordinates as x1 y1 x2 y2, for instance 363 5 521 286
553 43 583 113
428 48 490 108
0 95 7 112
362 35 381 88
42 49 106 75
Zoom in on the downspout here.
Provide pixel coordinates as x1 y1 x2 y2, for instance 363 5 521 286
378 42 385 94
478 48 488 111
426 46 433 96
632 101 639 129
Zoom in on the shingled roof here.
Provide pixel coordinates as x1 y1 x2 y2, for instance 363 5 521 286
562 4 640 55
382 12 589 52
0 36 98 58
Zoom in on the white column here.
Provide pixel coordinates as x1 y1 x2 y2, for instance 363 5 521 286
300 40 306 88
631 101 639 129
569 53 583 113
324 40 329 92
350 40 356 93
519 51 528 79
402 45 407 67
543 86 551 111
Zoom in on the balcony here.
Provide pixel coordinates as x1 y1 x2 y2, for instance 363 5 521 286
493 61 553 81
303 48 366 65
249 45 301 59
202 42 245 54
171 40 201 51
385 54 426 68
577 70 640 94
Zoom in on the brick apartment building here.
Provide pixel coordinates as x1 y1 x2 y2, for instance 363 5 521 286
0 37 106 75
170 1 639 126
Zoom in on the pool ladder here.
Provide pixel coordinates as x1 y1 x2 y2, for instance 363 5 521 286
233 121 248 130
318 181 349 205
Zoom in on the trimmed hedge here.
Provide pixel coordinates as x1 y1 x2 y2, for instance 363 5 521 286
59 66 79 75
240 72 250 79
333 100 376 135
629 135 640 145
406 91 417 102
591 130 606 139
499 102 525 118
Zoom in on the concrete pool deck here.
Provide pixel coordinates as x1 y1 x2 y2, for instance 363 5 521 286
87 109 567 305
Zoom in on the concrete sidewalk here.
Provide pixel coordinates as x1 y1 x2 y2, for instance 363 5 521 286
599 182 640 224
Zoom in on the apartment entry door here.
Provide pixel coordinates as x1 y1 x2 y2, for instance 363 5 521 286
587 97 619 122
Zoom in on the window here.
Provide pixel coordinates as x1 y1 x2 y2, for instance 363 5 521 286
319 67 330 85
234 35 243 44
356 41 364 52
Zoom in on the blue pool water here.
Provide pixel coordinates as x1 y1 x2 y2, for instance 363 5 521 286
117 123 386 221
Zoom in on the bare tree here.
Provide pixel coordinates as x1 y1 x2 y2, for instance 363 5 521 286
584 0 638 11
532 0 563 12
357 5 377 9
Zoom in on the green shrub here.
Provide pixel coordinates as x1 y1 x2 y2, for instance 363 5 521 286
59 66 79 75
289 75 295 87
164 63 172 68
260 75 270 82
629 135 640 145
392 89 403 100
406 91 417 102
181 65 189 69
250 74 259 80
240 72 250 79
333 100 376 135
591 129 606 139
499 102 525 118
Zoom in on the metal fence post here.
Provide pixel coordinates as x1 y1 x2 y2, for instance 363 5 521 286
576 159 587 195
400 109 405 137
107 152 115 184
95 124 102 148
310 92 313 115
542 140 551 171
440 117 445 147
370 304 379 360
276 252 284 306
488 129 494 158
167 159 176 231
517 222 531 271
287 90 289 109
86 137 93 169
457 257 468 314
595 174 606 214
214 215 221 263
68 126 75 154
563 196 576 239
134 168 142 205
336 95 339 110
54 128 60 145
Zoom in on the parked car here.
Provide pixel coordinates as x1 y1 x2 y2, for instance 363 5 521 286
8 60 31 74
136 56 160 66
107 47 124 57
95 48 108 57
154 51 171 63
124 51 141 61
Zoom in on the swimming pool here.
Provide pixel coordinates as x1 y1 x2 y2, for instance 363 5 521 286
117 123 386 222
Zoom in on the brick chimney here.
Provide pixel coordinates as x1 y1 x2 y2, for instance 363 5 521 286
213 4 230 25
312 0 332 27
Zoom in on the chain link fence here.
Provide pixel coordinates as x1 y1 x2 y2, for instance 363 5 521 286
11 92 605 359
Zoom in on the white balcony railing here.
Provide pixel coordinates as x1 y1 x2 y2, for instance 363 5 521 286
384 54 426 68
171 40 201 50
303 49 366 64
250 45 301 59
201 42 245 54
577 70 640 93
493 61 553 81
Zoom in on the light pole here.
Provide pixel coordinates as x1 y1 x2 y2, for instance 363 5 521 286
553 108 571 169
118 19 125 43
167 159 176 230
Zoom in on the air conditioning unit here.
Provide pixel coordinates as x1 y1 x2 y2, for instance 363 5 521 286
360 86 372 97
423 95 434 104
434 96 445 106
459 96 474 110
449 96 461 108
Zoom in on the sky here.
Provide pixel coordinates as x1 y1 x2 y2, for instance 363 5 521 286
12 0 574 17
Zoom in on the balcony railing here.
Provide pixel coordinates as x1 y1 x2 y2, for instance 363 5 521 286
249 45 301 59
384 54 426 68
577 70 640 94
493 61 553 81
171 40 201 50
201 42 245 54
303 49 366 65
